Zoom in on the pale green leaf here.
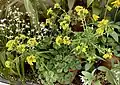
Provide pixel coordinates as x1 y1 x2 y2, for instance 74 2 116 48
0 51 6 66
85 63 93 71
82 71 94 80
87 0 94 7
98 66 109 72
110 31 118 42
15 57 22 80
68 0 75 10
23 0 38 25
106 71 116 85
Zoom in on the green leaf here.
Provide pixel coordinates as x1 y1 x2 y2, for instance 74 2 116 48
82 71 94 80
110 31 118 42
106 71 116 85
85 63 93 71
15 57 22 80
87 0 94 7
0 51 6 66
92 7 101 15
98 66 109 72
23 0 38 25
68 0 75 10
21 56 25 81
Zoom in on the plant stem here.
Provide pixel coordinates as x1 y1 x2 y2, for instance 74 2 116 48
104 0 110 19
30 65 35 74
114 8 119 22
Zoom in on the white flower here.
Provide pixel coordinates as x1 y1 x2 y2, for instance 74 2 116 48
31 29 35 32
1 19 6 23
10 30 13 33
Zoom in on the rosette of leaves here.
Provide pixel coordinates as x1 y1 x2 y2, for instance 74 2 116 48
36 45 81 85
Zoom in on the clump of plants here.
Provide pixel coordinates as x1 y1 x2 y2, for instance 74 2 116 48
0 0 120 85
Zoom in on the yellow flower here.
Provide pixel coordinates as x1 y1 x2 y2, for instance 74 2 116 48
111 0 120 8
56 35 63 46
19 34 27 39
64 15 70 21
63 36 71 45
60 21 69 30
5 61 11 68
75 6 83 12
98 19 109 27
103 53 112 59
47 8 53 15
82 46 88 53
106 6 112 11
75 6 88 14
87 56 96 63
75 6 88 19
96 28 104 35
54 3 60 9
27 38 38 47
83 9 89 14
76 45 81 51
26 55 36 65
17 44 26 53
6 40 16 51
92 14 99 21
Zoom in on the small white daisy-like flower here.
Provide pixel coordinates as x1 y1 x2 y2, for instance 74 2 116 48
25 25 30 28
1 19 6 23
31 29 35 32
36 31 39 34
16 29 20 32
9 30 13 33
16 24 19 27
28 31 30 35
8 36 13 39
16 8 19 10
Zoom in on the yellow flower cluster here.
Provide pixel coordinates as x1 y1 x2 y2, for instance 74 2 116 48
63 36 71 45
103 53 112 59
96 28 104 35
64 15 70 21
75 45 81 51
98 19 109 27
27 38 38 47
75 6 88 18
47 8 53 15
75 44 88 53
56 36 63 46
111 0 120 8
56 35 71 46
96 19 109 35
54 3 60 9
6 40 16 51
87 56 96 63
60 21 69 30
26 55 36 65
92 14 99 21
17 44 26 53
60 15 71 30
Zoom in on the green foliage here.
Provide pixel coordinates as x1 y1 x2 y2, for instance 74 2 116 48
98 62 120 85
0 0 120 85
81 70 101 85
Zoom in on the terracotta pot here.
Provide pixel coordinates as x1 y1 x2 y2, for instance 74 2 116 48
97 55 120 69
